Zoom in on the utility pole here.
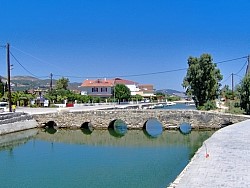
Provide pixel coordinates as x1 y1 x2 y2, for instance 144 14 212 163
231 73 234 97
50 73 53 91
6 43 12 112
246 55 250 75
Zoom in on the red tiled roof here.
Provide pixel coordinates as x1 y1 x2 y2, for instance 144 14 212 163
113 78 138 85
81 79 114 87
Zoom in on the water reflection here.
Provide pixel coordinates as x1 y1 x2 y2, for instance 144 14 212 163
108 119 127 137
44 127 57 134
143 119 163 138
0 129 215 188
35 129 214 147
0 129 38 151
179 122 192 135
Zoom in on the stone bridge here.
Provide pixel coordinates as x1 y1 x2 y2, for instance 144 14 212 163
32 109 250 130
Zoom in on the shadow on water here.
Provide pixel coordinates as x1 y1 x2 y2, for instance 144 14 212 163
143 118 163 138
44 127 57 134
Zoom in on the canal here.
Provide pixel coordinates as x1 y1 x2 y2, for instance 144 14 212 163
0 126 214 188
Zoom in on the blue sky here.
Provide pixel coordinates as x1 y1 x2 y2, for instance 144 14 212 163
0 0 250 91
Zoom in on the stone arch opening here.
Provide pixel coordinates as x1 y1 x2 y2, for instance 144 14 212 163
108 119 127 136
143 118 163 138
108 119 117 129
80 122 94 135
179 122 192 135
45 121 57 128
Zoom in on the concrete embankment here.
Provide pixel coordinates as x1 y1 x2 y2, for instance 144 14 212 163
168 119 250 188
0 112 38 135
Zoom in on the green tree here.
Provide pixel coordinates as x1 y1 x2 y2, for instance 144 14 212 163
56 77 69 90
183 54 223 109
0 79 4 97
237 74 250 114
221 85 234 100
114 84 131 104
131 94 143 102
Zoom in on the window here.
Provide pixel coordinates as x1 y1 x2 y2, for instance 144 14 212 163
101 88 107 92
92 87 98 92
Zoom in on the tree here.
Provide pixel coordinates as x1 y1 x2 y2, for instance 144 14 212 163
237 74 250 114
114 84 131 104
182 54 223 109
56 77 69 90
0 79 4 97
221 85 234 100
131 94 143 102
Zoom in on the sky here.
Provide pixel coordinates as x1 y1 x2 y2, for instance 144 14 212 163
0 0 250 91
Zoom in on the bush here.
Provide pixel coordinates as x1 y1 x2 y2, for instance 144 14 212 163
199 100 217 111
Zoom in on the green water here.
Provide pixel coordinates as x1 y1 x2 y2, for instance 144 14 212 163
0 129 214 188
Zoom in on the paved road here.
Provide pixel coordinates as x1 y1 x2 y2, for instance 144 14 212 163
14 103 143 114
15 105 117 114
169 119 250 188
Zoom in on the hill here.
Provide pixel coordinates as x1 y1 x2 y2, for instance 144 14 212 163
156 89 184 95
0 76 82 91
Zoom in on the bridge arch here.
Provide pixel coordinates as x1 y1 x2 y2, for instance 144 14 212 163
80 122 94 134
143 118 163 138
44 121 57 128
108 119 128 136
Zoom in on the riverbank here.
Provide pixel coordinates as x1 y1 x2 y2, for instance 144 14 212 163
168 119 250 188
0 112 37 135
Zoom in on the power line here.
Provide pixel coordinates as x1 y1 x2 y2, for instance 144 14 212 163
235 60 248 75
9 46 250 79
10 51 42 78
54 68 188 79
215 56 248 65
54 56 248 79
221 74 232 84
234 74 243 79
11 45 80 77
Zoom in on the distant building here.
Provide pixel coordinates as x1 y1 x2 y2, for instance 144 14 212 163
80 79 114 98
113 78 140 96
138 84 155 98
80 78 155 98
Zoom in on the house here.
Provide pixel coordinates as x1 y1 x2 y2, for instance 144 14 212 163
80 79 114 98
80 78 155 98
138 84 155 98
113 78 140 96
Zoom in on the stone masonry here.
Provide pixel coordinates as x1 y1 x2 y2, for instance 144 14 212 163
32 109 250 130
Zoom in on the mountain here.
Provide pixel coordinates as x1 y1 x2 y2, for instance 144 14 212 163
156 89 184 95
0 76 82 91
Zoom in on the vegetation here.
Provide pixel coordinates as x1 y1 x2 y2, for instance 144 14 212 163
221 85 234 100
166 95 180 102
56 77 69 90
183 54 223 110
225 99 245 114
237 74 250 114
130 94 143 102
114 84 131 104
0 79 4 97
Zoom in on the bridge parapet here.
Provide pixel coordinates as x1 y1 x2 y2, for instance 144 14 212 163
32 109 250 130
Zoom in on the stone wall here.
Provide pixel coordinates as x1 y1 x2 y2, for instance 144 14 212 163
32 109 250 130
0 112 38 135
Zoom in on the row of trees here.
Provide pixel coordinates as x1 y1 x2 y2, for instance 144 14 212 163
183 53 250 114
